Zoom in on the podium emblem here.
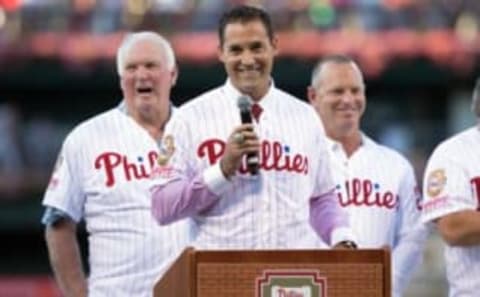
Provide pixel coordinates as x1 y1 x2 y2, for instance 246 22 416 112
256 270 326 297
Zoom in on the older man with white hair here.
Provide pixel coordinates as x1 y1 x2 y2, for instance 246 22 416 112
41 31 192 297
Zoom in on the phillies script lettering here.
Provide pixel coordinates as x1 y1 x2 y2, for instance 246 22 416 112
275 288 307 297
95 151 158 187
337 178 398 209
197 139 308 174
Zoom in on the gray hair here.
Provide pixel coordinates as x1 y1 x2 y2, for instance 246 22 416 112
473 77 480 118
310 55 357 87
116 31 176 76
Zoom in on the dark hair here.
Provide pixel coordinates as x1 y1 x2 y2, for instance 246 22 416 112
218 5 274 47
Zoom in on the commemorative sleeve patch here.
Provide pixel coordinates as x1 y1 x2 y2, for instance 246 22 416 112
426 169 447 198
157 135 175 166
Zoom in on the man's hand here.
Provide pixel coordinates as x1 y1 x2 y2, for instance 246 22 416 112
333 240 358 250
220 124 260 179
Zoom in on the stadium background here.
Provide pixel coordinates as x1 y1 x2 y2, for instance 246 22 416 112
1 0 480 295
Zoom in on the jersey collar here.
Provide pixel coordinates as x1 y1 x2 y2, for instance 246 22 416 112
117 99 175 132
325 132 371 154
223 78 276 113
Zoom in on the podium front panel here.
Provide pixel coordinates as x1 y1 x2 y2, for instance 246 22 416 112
197 263 384 297
154 248 390 297
194 249 390 297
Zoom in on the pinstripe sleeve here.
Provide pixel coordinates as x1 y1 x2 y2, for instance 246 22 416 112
392 163 428 297
150 112 228 225
309 125 355 246
42 133 85 223
309 189 352 245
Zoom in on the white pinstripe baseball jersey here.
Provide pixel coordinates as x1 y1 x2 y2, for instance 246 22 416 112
42 104 192 297
151 79 354 250
422 126 480 297
326 134 426 297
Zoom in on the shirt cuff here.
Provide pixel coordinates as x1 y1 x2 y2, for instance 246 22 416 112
202 162 231 196
41 206 73 226
330 227 357 246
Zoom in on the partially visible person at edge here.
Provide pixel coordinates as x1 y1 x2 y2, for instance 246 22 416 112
422 77 480 297
150 5 357 250
307 55 428 297
41 31 192 297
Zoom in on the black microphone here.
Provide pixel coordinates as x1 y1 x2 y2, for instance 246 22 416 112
237 95 259 175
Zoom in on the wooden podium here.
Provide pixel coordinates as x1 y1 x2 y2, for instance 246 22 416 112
154 247 391 297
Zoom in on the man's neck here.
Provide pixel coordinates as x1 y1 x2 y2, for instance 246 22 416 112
142 121 165 141
329 130 362 158
145 108 170 140
250 89 268 102
234 79 271 102
130 104 171 141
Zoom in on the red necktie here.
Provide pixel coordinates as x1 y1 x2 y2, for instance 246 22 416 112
251 103 263 122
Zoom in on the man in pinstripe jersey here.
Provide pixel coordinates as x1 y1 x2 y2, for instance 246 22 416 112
151 6 356 250
41 32 192 297
308 55 427 297
422 78 480 297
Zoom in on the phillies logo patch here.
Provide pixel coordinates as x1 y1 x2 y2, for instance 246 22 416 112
256 270 326 297
197 138 308 175
157 134 175 166
426 169 446 198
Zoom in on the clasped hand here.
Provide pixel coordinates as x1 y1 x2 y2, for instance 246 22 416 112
220 124 260 178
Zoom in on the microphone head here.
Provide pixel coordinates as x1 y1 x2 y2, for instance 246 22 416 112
237 95 252 112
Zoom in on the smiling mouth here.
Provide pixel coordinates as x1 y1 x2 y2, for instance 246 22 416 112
336 109 358 116
239 69 261 77
136 87 153 95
